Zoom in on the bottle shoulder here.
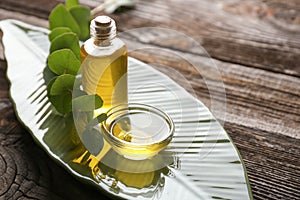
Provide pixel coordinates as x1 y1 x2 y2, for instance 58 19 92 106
81 37 127 57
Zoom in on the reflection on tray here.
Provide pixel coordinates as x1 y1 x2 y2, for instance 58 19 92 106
41 111 179 198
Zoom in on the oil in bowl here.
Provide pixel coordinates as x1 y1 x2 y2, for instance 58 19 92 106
101 104 174 160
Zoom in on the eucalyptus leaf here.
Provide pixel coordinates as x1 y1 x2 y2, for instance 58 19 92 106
47 77 73 114
50 74 75 96
66 0 79 9
47 77 56 96
72 94 103 112
50 32 80 59
49 4 81 36
48 49 80 75
82 123 105 155
85 113 107 130
49 93 73 114
73 76 83 91
73 89 88 98
47 74 76 114
43 66 57 85
73 77 88 98
69 5 91 41
49 27 72 42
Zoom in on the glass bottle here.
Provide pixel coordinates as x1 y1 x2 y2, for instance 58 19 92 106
80 16 128 113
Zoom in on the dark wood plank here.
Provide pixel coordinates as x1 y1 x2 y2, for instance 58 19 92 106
0 0 55 19
107 0 300 77
1 0 300 76
120 37 300 138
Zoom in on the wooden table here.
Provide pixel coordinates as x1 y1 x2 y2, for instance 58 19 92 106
0 0 299 199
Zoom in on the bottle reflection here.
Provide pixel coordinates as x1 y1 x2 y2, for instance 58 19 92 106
71 126 176 199
41 111 178 199
93 150 172 199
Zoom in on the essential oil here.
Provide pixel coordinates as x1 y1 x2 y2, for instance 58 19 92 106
111 113 169 145
101 104 174 160
80 16 128 112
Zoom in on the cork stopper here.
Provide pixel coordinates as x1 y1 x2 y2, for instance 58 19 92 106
90 16 117 46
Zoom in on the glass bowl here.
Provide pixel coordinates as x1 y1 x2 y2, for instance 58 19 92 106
101 103 174 160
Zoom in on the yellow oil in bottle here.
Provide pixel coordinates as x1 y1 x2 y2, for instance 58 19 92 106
80 44 127 113
80 16 128 114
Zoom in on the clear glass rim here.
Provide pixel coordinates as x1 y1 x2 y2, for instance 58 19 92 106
101 103 175 148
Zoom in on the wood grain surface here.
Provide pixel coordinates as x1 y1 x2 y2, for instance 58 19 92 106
0 0 299 199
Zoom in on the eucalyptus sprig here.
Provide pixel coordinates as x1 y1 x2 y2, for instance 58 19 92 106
49 0 91 41
46 0 106 125
46 0 137 127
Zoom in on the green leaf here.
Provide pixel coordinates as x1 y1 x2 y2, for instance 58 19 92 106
72 94 103 112
46 77 57 96
85 113 107 130
50 74 75 96
82 126 104 155
73 77 88 98
66 0 79 9
49 27 72 42
43 66 57 85
50 32 80 59
73 89 87 98
73 76 84 92
47 77 72 114
47 49 80 75
69 5 91 41
49 4 81 36
49 93 73 114
47 74 75 114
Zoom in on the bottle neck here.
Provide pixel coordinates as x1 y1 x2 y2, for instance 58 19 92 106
90 16 117 47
